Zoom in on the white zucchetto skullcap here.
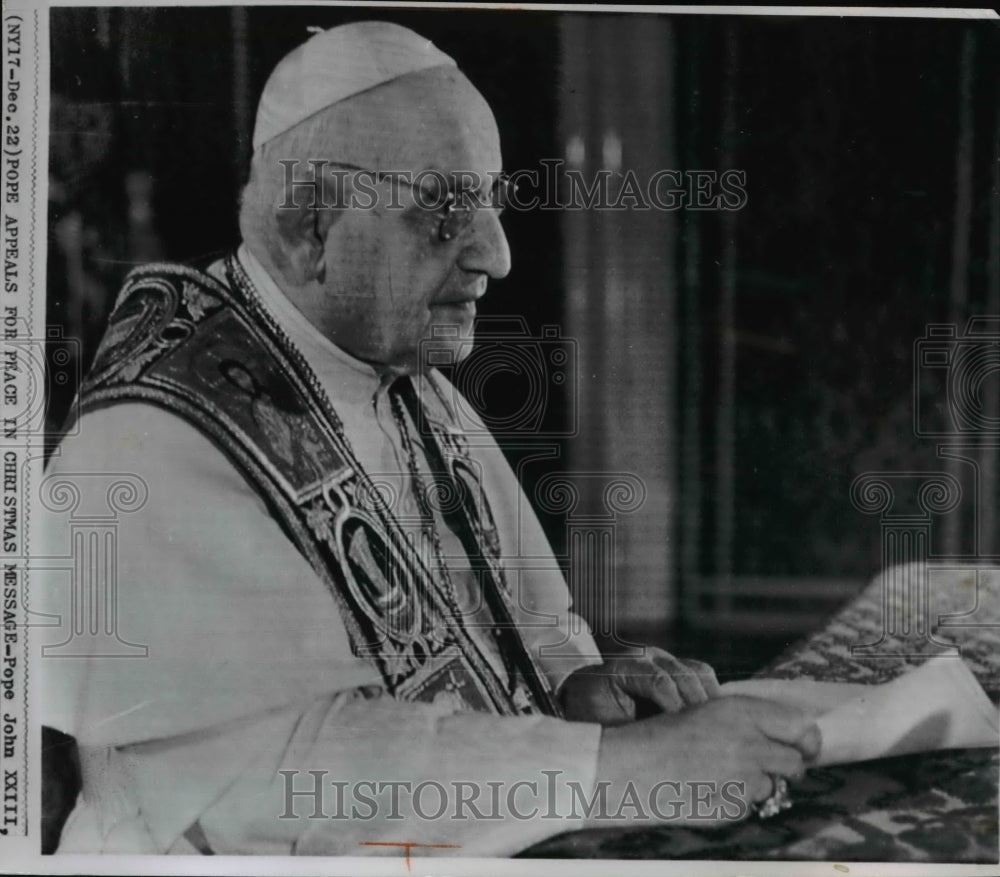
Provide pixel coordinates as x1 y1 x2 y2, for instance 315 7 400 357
252 21 457 150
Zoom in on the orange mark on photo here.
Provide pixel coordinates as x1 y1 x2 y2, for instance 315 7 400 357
360 840 461 871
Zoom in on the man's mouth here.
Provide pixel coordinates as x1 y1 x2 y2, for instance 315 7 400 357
431 296 479 311
433 279 487 310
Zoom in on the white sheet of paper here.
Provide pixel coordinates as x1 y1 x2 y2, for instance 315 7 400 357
720 656 999 766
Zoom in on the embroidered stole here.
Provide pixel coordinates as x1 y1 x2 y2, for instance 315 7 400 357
73 256 561 717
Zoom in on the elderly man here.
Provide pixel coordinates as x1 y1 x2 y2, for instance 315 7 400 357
41 22 819 856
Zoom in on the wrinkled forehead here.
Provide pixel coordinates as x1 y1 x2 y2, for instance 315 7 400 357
307 67 502 178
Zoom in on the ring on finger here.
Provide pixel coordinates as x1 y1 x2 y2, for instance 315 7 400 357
752 774 792 820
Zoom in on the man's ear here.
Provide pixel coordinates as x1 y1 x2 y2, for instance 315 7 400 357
273 183 327 286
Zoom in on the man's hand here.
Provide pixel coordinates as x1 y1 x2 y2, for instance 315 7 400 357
560 647 721 725
592 695 822 827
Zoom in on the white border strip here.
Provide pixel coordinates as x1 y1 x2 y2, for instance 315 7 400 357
29 855 1000 876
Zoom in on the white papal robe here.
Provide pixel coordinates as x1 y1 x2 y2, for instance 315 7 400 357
39 244 603 856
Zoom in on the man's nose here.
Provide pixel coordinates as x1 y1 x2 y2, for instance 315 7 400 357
457 208 512 280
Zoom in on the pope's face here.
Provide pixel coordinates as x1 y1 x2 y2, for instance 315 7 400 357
310 68 511 372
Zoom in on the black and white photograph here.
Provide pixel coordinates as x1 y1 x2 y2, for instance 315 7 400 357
0 2 998 873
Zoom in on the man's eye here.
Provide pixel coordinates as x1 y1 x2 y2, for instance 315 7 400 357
453 189 491 211
414 186 449 213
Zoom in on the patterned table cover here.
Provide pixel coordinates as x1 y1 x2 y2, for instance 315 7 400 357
526 563 1000 862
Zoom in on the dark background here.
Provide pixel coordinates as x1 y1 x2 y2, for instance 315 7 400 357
48 7 1000 676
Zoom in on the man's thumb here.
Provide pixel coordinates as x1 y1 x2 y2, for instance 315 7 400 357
746 696 820 754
